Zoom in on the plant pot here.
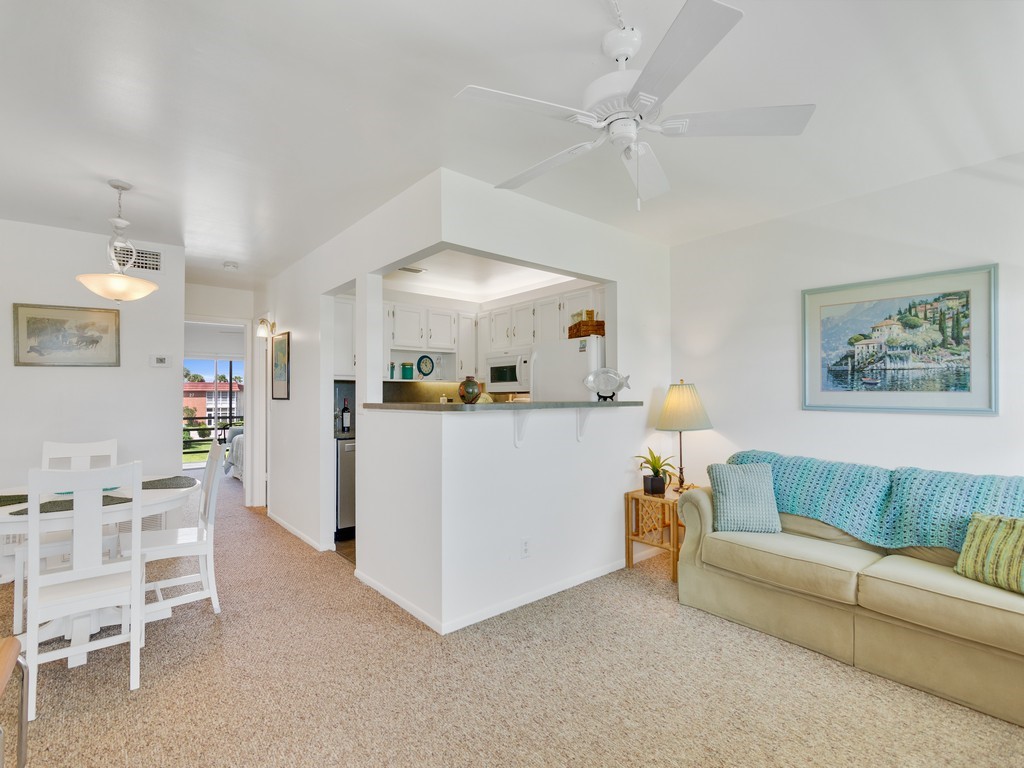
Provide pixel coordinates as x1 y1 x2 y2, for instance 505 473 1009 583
643 475 665 496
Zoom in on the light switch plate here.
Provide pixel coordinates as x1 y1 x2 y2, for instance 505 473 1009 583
149 355 170 367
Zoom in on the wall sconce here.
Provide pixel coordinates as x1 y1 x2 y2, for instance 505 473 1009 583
256 318 277 338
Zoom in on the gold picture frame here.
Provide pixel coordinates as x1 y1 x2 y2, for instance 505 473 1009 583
12 303 120 367
272 331 290 400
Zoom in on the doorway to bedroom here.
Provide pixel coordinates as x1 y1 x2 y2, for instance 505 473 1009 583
183 322 246 470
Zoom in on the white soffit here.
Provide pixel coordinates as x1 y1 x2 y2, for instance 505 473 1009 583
383 250 577 304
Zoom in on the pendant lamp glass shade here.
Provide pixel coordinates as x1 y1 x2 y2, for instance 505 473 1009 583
76 180 159 302
76 272 159 302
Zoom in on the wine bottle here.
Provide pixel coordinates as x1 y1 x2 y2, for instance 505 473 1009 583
341 398 351 433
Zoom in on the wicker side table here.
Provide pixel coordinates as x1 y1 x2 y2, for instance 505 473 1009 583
624 488 685 582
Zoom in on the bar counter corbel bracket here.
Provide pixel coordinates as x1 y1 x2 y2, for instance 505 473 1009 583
513 410 531 448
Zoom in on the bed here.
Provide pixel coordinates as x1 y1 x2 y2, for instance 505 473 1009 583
225 428 244 482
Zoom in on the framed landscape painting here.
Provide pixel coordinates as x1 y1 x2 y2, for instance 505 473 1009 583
271 331 290 400
802 265 997 414
13 303 120 367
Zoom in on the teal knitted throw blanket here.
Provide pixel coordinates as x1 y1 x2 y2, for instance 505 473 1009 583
728 450 1024 551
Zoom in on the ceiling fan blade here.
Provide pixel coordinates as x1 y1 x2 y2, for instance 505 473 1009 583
627 0 743 120
496 135 608 190
456 85 598 125
621 142 671 201
660 104 816 136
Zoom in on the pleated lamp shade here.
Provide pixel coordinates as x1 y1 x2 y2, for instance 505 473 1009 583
656 380 712 432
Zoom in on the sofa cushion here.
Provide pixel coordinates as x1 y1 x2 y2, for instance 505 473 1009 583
889 546 959 567
728 450 893 547
780 513 886 555
954 513 1024 594
708 463 781 534
859 555 1024 656
882 466 1024 550
703 532 884 605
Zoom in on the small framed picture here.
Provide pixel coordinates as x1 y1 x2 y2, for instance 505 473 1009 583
13 303 120 367
272 331 290 400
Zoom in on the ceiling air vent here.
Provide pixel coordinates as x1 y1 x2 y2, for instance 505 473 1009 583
113 246 161 272
398 266 425 274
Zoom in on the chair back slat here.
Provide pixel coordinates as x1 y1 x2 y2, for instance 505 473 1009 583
200 442 227 530
26 463 141 584
40 439 117 471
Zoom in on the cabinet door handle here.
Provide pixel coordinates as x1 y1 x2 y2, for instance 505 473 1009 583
460 360 463 371
506 328 510 338
512 326 516 338
430 329 433 339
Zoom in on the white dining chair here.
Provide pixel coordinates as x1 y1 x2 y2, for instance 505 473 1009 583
120 443 226 627
11 440 120 635
40 439 118 470
24 462 144 721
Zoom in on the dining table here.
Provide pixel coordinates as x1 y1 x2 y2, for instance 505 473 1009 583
0 474 202 666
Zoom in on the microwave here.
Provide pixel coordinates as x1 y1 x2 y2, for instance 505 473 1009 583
486 352 530 393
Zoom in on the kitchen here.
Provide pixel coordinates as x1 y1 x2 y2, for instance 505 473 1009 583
331 250 639 628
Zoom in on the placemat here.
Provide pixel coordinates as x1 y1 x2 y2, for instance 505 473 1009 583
8 495 132 515
142 476 198 490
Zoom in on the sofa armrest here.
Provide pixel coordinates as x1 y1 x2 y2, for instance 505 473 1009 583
678 486 713 568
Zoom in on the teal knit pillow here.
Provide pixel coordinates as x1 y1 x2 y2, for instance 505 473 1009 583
709 463 782 533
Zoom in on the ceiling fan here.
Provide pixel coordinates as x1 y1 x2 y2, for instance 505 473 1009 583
455 0 815 207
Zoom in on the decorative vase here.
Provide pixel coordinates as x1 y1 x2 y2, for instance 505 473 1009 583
643 475 666 496
458 375 481 404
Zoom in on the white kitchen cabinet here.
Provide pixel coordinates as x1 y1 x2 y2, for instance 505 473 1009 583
392 303 426 348
490 307 512 350
534 296 561 344
426 308 457 351
561 288 595 335
511 302 534 347
476 311 491 358
333 297 356 378
457 313 476 378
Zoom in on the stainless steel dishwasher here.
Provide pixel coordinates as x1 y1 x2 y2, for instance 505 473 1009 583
336 439 356 536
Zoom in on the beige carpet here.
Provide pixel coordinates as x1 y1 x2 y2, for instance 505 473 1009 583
1 474 1022 767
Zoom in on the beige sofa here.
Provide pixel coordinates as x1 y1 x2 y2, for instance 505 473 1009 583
677 451 1024 726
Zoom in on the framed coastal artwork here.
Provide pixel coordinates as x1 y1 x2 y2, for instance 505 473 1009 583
12 303 120 367
802 265 997 414
271 331 290 400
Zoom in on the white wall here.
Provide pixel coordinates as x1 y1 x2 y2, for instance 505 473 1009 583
0 219 185 486
263 168 672 563
184 283 253 321
670 153 1024 481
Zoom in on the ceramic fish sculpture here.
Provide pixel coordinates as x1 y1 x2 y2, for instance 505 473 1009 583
583 368 631 401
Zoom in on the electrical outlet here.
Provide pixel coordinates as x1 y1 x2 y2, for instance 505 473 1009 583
520 538 530 559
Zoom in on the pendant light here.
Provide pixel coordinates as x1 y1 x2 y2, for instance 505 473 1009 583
76 180 159 302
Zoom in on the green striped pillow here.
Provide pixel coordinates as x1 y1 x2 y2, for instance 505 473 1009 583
954 513 1024 594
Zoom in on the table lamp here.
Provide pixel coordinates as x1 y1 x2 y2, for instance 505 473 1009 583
656 379 712 492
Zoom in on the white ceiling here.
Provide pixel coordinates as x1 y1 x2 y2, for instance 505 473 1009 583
2 1 1023 291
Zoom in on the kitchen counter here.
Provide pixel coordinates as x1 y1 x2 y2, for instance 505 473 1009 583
364 401 642 412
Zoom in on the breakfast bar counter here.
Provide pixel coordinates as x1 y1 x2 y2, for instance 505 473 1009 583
364 400 642 411
355 400 646 635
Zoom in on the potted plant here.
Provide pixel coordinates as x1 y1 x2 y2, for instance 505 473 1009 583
635 448 676 496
